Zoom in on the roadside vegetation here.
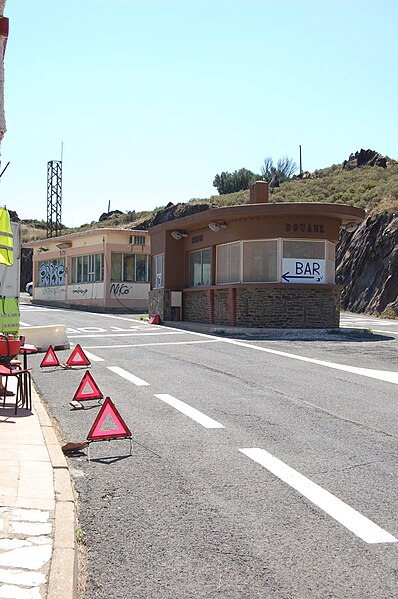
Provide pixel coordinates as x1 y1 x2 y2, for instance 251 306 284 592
19 152 398 243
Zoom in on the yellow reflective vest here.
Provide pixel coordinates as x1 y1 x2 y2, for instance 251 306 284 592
0 208 13 266
0 297 20 337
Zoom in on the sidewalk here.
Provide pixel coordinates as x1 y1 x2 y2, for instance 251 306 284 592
0 383 77 599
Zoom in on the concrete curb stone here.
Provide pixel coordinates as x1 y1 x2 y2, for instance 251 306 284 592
32 385 77 599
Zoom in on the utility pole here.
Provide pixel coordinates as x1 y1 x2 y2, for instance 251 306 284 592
299 145 303 177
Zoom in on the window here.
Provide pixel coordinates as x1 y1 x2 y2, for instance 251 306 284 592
282 240 326 284
243 240 277 282
135 254 148 282
130 235 146 246
38 259 66 287
216 242 240 284
111 253 150 282
189 248 211 287
71 254 103 283
153 254 164 288
283 240 325 259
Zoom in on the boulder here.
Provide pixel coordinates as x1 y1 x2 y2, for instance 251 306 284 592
342 148 387 170
336 212 398 315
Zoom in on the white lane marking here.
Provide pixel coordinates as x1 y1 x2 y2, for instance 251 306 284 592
373 329 398 335
67 331 186 339
82 340 221 349
19 308 67 312
81 350 104 362
19 321 31 327
154 394 224 429
97 314 144 323
240 448 397 544
107 366 149 386
76 327 107 333
160 326 398 386
110 326 141 331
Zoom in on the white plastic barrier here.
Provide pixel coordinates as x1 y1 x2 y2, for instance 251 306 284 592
19 325 70 352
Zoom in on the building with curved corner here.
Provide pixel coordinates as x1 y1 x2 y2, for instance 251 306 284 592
148 182 365 328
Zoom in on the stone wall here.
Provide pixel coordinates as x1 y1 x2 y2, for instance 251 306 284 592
236 286 340 328
181 285 340 328
149 289 171 320
183 290 208 323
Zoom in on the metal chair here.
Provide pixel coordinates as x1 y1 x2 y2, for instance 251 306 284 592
0 364 32 413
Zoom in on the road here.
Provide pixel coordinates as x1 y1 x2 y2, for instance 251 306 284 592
20 298 398 598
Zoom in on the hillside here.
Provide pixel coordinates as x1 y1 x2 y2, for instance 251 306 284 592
19 149 398 318
19 150 398 242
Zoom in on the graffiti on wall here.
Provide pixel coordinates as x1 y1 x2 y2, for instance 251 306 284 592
39 260 66 287
110 283 131 296
39 286 66 298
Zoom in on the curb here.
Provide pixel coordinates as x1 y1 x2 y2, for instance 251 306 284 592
32 385 77 599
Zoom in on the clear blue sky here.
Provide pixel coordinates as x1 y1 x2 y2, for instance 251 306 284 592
1 0 397 227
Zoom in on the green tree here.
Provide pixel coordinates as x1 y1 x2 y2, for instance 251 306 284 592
213 168 259 195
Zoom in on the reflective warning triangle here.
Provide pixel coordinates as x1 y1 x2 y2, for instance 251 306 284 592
66 344 91 367
87 397 132 441
73 370 103 401
40 345 60 368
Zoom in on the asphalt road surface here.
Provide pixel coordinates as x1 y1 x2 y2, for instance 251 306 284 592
21 298 398 599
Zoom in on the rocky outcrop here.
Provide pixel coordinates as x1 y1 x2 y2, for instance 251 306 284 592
336 212 398 316
99 209 123 222
133 201 212 230
342 148 387 170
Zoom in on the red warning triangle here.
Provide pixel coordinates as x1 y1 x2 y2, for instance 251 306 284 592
87 397 132 441
40 345 60 368
73 370 103 401
66 344 91 367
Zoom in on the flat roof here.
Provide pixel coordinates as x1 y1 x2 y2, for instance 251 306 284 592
149 202 366 234
23 227 148 248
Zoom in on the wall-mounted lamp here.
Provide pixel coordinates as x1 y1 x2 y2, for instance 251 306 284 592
208 222 227 232
171 231 187 240
341 222 359 233
56 241 72 249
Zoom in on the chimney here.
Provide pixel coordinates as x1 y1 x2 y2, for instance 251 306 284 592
249 181 269 204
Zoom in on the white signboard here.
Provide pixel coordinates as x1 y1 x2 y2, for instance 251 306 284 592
281 259 325 284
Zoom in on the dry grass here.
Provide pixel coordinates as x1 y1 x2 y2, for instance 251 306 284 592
20 224 47 243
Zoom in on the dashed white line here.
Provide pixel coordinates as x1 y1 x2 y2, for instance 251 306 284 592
107 366 149 386
19 321 31 327
154 394 224 429
240 448 397 544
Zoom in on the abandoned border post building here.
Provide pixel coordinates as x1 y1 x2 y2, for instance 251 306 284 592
148 182 365 328
24 228 150 312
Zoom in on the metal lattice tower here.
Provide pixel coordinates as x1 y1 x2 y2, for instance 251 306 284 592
47 160 62 237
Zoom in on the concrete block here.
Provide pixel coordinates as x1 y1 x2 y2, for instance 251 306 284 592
47 547 77 599
54 469 74 503
53 502 75 550
19 325 70 352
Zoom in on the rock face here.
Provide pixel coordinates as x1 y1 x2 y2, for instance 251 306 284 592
134 201 211 229
336 212 398 316
342 148 387 170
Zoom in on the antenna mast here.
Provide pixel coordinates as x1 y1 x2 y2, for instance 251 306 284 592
47 159 62 237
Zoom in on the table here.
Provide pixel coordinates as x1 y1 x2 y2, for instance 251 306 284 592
19 343 38 370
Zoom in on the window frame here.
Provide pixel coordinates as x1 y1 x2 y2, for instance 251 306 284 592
111 252 150 283
188 247 211 287
71 253 104 284
153 253 164 289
